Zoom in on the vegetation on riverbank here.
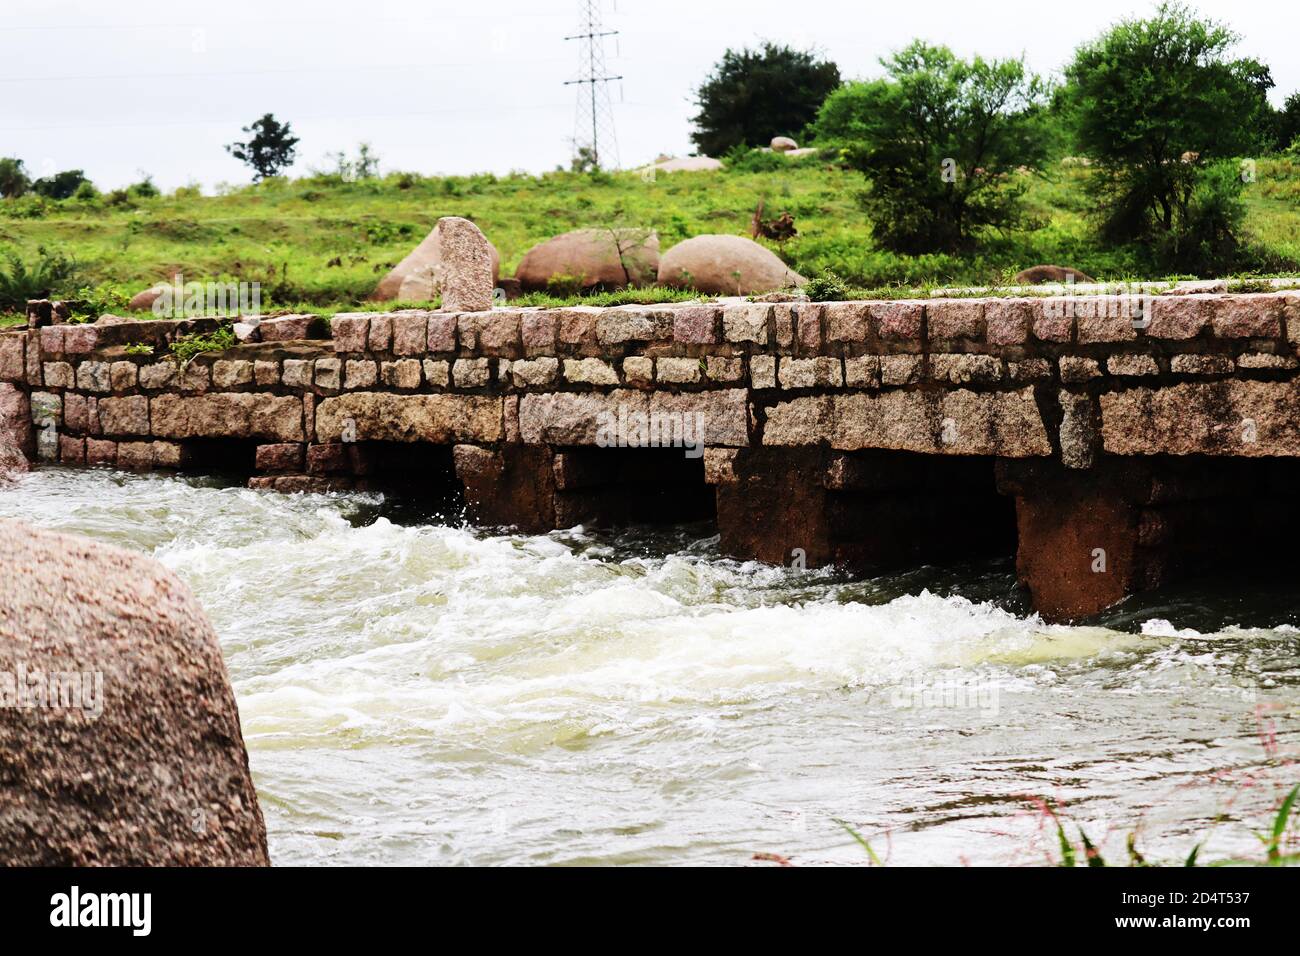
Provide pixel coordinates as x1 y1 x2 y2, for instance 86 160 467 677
0 153 1298 323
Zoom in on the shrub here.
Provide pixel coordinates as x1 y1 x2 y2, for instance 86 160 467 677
0 158 30 199
32 169 92 200
129 175 160 198
812 41 1051 254
0 247 76 310
1061 3 1274 270
804 270 849 302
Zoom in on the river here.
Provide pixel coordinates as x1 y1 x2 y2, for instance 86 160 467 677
2 466 1296 866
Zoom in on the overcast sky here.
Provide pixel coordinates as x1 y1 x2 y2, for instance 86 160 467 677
4 0 1298 191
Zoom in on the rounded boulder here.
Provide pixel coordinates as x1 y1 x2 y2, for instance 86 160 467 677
514 228 659 292
658 234 805 295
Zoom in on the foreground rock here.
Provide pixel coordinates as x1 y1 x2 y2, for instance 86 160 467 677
1013 265 1095 285
658 234 805 295
373 218 501 302
770 136 798 152
0 520 269 865
515 228 659 291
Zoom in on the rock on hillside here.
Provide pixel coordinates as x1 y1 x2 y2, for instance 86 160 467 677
374 219 501 302
515 228 659 291
658 234 805 296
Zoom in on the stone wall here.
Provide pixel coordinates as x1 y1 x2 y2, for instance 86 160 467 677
5 289 1300 619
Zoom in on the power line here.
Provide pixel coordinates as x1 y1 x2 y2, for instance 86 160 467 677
563 0 621 170
0 58 572 84
0 103 574 134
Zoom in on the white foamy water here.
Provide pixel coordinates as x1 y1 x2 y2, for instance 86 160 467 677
3 467 1298 866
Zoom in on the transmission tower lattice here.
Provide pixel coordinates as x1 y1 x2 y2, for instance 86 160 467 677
564 0 622 170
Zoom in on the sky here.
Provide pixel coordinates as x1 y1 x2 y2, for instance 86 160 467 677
4 0 1298 192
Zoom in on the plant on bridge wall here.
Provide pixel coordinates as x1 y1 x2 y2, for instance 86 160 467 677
169 326 236 367
810 41 1052 255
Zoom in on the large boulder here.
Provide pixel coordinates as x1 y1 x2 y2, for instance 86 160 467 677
770 136 798 152
658 234 805 295
515 228 659 292
0 520 269 865
129 285 168 312
374 219 500 302
652 156 722 173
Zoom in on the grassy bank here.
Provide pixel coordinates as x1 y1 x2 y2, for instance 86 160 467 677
2 154 1299 315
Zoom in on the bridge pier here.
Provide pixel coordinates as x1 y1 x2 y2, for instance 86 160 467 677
998 458 1300 620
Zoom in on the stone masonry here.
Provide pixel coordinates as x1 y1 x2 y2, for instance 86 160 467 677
5 289 1300 621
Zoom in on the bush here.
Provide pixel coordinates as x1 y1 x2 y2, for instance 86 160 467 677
0 247 76 310
1062 2 1273 267
812 41 1051 254
0 158 30 199
804 270 849 301
129 175 160 198
32 169 92 200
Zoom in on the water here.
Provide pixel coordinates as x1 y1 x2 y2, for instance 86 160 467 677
2 466 1298 866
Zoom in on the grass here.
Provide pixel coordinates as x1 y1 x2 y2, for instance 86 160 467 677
805 782 1300 868
1 155 1298 319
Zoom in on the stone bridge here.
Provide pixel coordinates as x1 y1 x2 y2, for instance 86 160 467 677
4 287 1300 621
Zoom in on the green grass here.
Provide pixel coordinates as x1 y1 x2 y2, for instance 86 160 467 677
1 155 1298 318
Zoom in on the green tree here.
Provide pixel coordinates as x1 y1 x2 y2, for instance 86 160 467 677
226 113 300 181
811 41 1050 254
1275 92 1300 152
31 169 92 200
0 157 30 199
1061 3 1272 253
691 43 841 156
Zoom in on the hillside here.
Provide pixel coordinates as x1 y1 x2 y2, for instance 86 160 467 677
2 153 1299 315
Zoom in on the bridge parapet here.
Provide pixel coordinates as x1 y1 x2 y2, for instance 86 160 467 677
4 290 1300 620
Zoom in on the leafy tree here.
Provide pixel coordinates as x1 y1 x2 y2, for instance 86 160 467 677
0 157 30 199
1061 3 1272 254
691 43 841 156
225 113 300 180
31 169 91 200
1275 92 1300 152
811 41 1050 254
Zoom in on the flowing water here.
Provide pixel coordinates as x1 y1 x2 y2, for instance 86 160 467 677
3 466 1298 866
